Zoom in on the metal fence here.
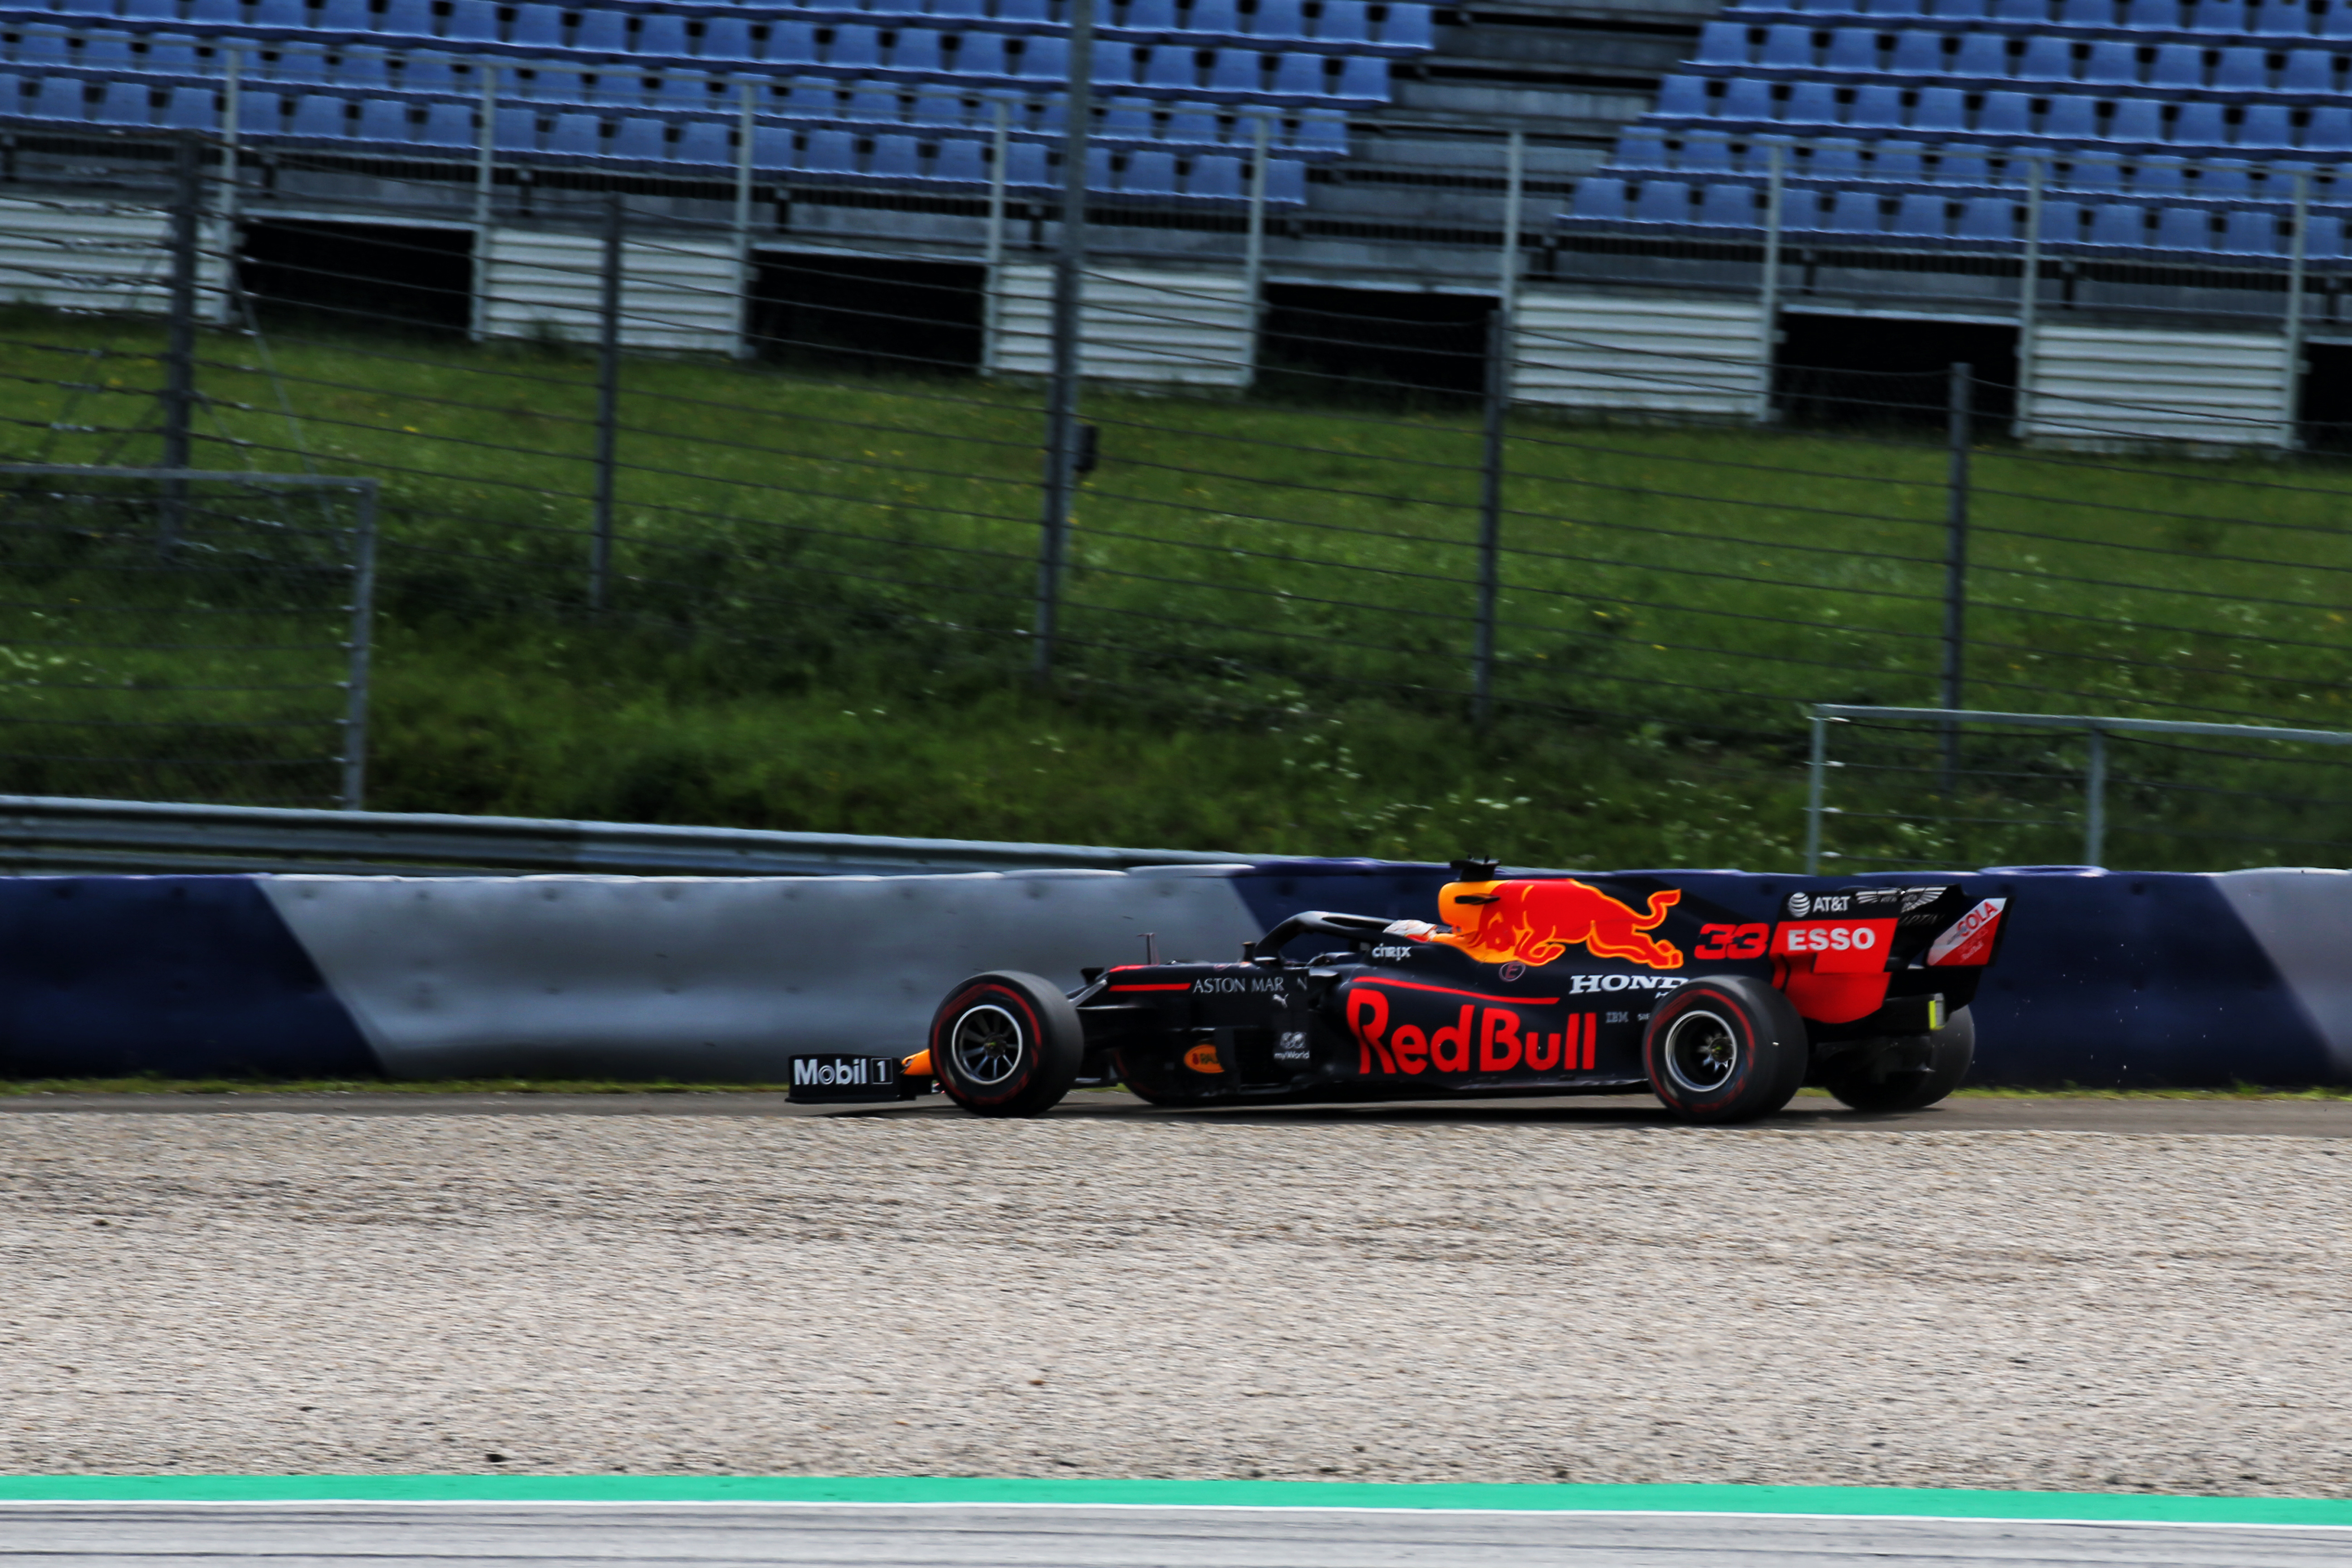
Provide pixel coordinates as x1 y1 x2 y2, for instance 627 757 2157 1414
0 132 2348 866
0 463 375 809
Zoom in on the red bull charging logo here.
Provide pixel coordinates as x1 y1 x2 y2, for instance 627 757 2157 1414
1424 879 1685 970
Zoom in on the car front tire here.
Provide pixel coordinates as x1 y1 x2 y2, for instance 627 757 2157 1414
929 971 1084 1117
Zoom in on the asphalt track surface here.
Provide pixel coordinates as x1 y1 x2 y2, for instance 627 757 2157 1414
5 1089 2351 1136
2 1503 2347 1568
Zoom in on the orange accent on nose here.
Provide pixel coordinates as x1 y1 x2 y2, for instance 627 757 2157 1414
902 1049 933 1078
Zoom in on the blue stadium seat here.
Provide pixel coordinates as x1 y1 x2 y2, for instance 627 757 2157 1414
2133 153 2189 189
2123 0 2179 24
1382 4 1434 50
930 136 987 184
1570 173 1631 218
1271 50 1322 95
2059 0 2114 22
803 127 858 176
1823 29 1879 72
80 33 137 71
1696 20 1750 65
2280 48 2334 90
380 0 436 39
2302 102 2352 147
1123 148 1180 194
1139 43 1192 88
1680 132 1735 171
2323 0 2352 35
493 105 538 149
829 26 882 71
572 10 629 55
1253 0 1312 42
2198 157 2254 191
2109 97 2166 143
1001 138 1050 185
1187 0 1244 37
1263 157 1305 204
398 52 462 91
2305 213 2345 258
1319 2 1372 46
237 89 285 134
249 0 310 40
2083 201 2146 245
1761 25 1813 67
1951 32 2009 75
441 1 499 46
749 124 793 168
765 24 820 67
2038 198 2087 244
2154 205 2214 250
1891 193 1948 234
2149 43 2204 88
545 112 601 157
1977 89 2034 134
2239 101 2295 144
847 86 901 122
95 81 152 125
953 32 1013 77
120 0 178 22
141 36 203 75
996 0 1057 28
335 49 391 88
1873 137 1925 175
673 118 729 164
1776 189 1826 231
1847 83 1904 127
272 49 333 87
2065 151 2129 187
14 33 74 69
1825 189 1883 232
696 20 753 63
891 28 943 74
1615 126 1669 166
2171 98 2227 142
1939 148 1990 181
1100 94 1154 136
1913 86 1966 130
1808 137 1864 173
356 96 410 142
288 93 348 137
1993 0 2048 18
1185 152 1243 197
1956 196 2017 240
1168 102 1225 144
2211 46 2268 93
608 117 667 161
1095 43 1142 88
507 5 564 50
316 0 371 38
1338 53 1387 99
188 0 242 29
2082 39 2138 85
1083 142 1115 187
637 15 691 60
1698 181 1758 226
1890 31 1946 76
1784 80 1842 122
2043 94 2100 137
1122 0 1181 36
2016 35 2077 81
2251 0 2313 31
1718 75 1776 119
1631 179 1691 224
1652 75 1710 117
2188 0 2249 29
418 100 473 145
1017 35 1069 83
1205 47 1262 93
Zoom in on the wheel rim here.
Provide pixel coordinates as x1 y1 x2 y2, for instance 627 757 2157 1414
1661 1007 1741 1095
950 1002 1026 1087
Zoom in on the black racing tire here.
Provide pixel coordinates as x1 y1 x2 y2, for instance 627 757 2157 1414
1642 975 1810 1124
1823 1006 1975 1113
928 971 1084 1117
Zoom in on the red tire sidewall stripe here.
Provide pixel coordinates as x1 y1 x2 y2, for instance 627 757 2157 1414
934 983 1044 1107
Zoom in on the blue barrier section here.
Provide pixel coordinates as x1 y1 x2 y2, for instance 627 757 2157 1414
0 876 380 1078
1229 863 2338 1088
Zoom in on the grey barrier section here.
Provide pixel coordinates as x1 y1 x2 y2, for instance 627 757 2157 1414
0 793 1254 877
2212 868 2352 1079
259 867 1267 1080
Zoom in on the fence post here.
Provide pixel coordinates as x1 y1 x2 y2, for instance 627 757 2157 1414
341 483 379 812
2013 156 2042 439
1242 111 1269 384
590 194 623 611
2283 170 2309 451
1940 362 1972 792
2083 725 2107 867
1472 306 1508 724
1804 709 1828 875
1496 128 1524 322
1031 0 1095 681
470 66 497 342
732 80 756 362
159 133 204 547
1754 140 1782 425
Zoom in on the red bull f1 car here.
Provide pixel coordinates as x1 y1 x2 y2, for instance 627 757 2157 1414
891 863 2009 1124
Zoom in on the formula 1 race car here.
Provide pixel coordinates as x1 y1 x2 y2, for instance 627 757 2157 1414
901 863 2008 1124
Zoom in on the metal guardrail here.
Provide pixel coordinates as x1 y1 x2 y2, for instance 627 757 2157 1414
1804 705 2352 874
0 794 1258 877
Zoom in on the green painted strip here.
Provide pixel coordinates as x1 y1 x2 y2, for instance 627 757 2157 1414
0 1476 2344 1526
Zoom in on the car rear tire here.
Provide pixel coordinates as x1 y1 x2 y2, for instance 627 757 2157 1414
929 971 1083 1117
1823 1006 1975 1113
1642 975 1809 1124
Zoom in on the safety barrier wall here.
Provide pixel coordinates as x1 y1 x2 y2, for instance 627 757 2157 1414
0 862 2342 1087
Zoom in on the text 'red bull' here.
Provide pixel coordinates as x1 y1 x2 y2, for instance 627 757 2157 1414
1347 989 1597 1077
1426 879 1686 970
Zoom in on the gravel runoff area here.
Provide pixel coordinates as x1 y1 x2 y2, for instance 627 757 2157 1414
1 1112 2347 1494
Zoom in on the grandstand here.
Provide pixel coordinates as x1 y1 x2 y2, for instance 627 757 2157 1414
0 0 2335 442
